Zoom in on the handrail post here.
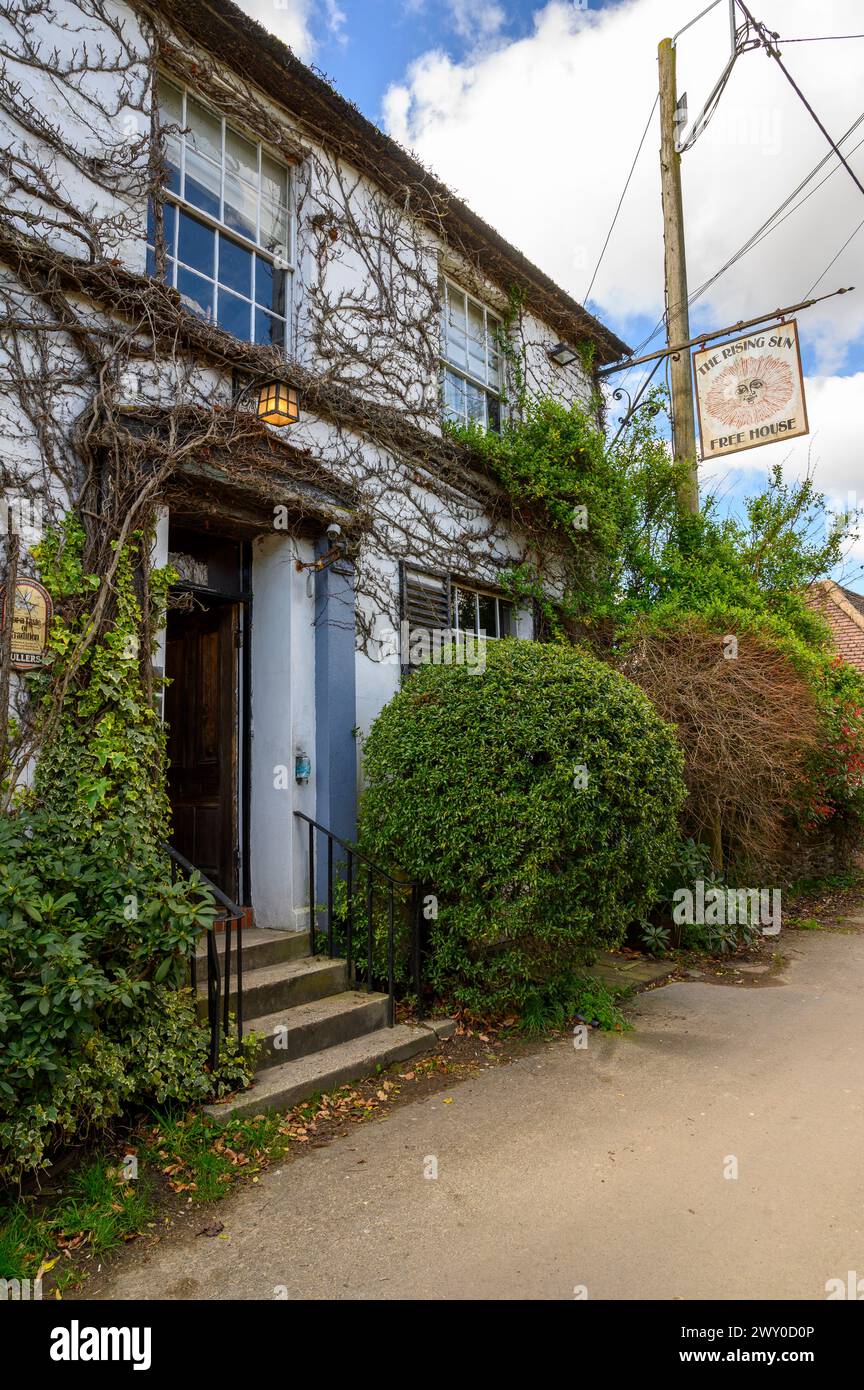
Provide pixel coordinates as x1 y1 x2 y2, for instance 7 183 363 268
365 868 374 992
164 844 244 1071
412 884 425 1020
207 924 221 1070
327 836 334 958
387 886 395 1027
236 911 244 1047
308 819 316 954
291 814 424 1026
346 850 353 983
222 915 233 1037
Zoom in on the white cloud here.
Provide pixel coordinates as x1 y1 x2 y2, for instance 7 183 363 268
447 1 507 44
402 0 507 47
385 0 864 573
235 0 317 61
384 0 864 360
324 0 348 44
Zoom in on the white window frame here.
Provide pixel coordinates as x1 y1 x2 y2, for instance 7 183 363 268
149 76 296 352
402 565 516 639
440 276 505 432
452 582 515 639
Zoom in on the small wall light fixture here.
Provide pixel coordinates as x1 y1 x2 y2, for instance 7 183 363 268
294 748 311 784
234 375 300 427
548 342 578 367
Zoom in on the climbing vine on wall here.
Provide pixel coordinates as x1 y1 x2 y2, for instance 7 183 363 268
0 0 605 794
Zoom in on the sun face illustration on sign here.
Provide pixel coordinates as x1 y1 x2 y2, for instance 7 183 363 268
704 354 795 431
693 320 808 460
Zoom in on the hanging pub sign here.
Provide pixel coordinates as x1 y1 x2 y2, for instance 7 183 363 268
1 578 53 669
693 319 809 461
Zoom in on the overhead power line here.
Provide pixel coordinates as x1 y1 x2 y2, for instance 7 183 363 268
736 2 864 201
688 113 864 306
672 0 730 44
607 2 864 383
585 0 738 307
780 34 864 44
622 105 864 378
583 93 659 304
805 216 864 297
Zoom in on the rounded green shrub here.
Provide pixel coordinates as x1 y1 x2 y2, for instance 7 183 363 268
358 639 686 1015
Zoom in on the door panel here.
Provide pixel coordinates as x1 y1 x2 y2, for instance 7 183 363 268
165 603 238 897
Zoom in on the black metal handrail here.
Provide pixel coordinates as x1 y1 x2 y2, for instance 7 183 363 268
294 811 424 1026
166 844 244 1069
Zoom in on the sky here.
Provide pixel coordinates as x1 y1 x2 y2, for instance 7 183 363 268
237 0 864 590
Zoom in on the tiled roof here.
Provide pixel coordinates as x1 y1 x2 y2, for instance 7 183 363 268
807 581 864 673
839 584 864 622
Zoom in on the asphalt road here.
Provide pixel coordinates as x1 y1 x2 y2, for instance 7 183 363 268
87 925 864 1300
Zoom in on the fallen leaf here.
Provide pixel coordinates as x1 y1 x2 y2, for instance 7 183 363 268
196 1222 224 1238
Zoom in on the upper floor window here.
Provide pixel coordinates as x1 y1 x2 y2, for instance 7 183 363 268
440 277 504 433
147 76 292 350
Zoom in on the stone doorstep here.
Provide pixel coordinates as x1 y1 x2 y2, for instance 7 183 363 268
196 955 348 1020
246 990 391 1068
195 932 458 1118
194 927 310 973
204 1021 443 1122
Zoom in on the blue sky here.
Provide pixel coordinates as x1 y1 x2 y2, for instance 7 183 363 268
240 0 864 590
302 1 542 112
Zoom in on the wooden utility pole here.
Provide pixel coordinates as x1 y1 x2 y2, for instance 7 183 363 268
658 37 699 515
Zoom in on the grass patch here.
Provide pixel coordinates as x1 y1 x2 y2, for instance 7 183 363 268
136 1110 288 1203
0 1157 155 1289
518 977 632 1037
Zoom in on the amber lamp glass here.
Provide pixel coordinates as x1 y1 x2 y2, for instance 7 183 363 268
257 381 300 427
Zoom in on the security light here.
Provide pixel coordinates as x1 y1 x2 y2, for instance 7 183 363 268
548 342 578 367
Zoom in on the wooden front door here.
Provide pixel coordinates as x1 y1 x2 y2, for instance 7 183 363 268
165 602 239 897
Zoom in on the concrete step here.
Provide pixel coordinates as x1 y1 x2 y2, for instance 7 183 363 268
195 928 310 973
205 1022 437 1121
196 955 347 1020
245 990 391 1069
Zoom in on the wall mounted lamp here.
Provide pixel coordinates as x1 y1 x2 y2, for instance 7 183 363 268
234 376 301 427
548 342 578 367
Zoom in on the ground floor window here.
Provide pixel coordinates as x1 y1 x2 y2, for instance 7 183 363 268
402 565 515 641
453 584 514 638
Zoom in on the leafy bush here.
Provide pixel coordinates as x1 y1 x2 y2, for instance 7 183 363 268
457 402 864 876
453 393 682 640
0 525 253 1183
641 836 765 956
0 805 257 1182
792 659 864 837
357 639 685 1016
